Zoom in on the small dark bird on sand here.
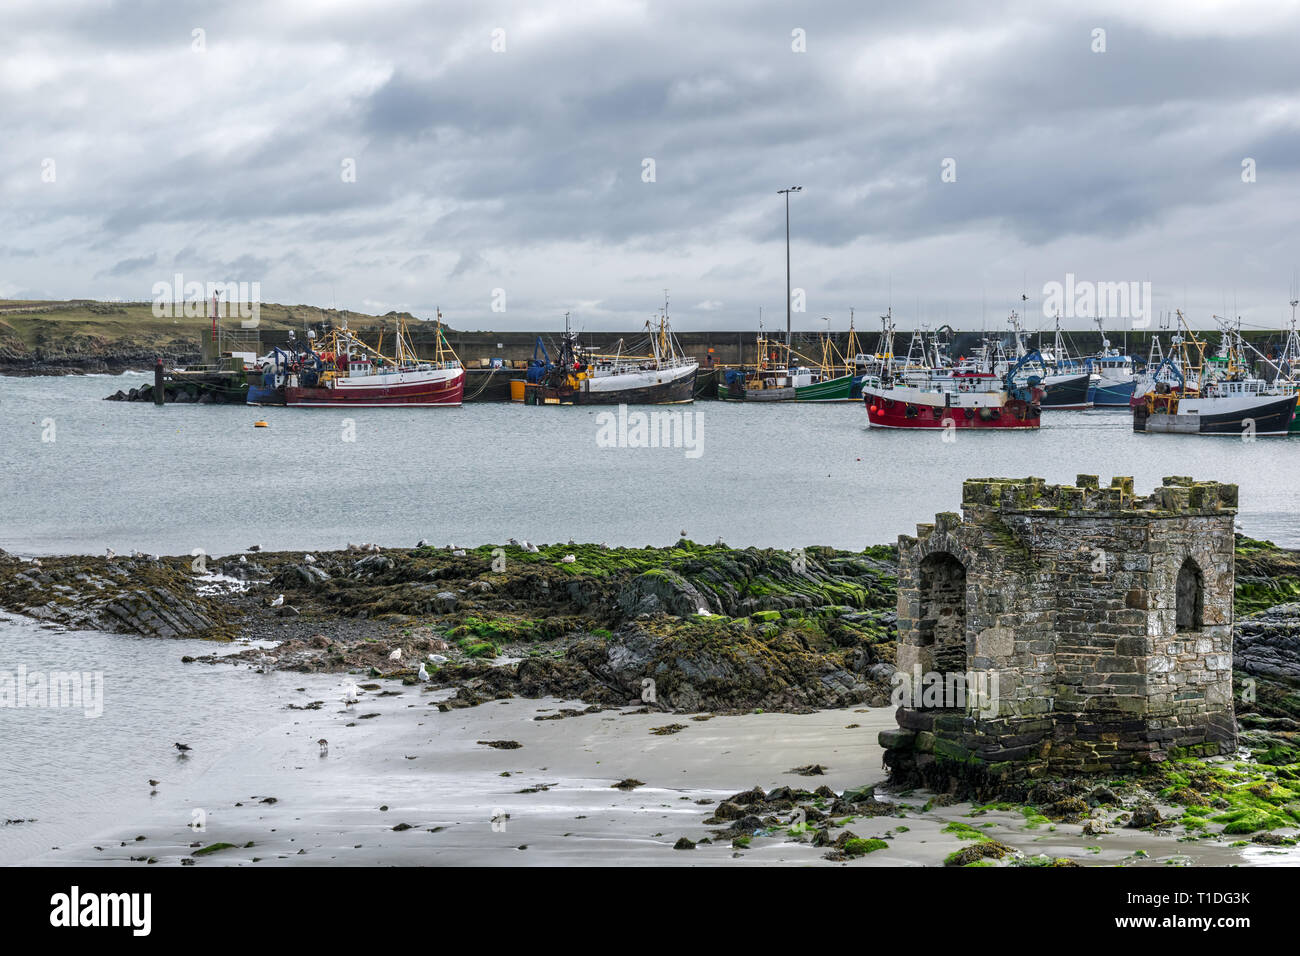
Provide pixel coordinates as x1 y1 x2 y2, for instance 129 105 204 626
148 779 159 786
174 742 191 753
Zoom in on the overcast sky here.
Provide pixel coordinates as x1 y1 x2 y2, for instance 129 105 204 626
3 0 1299 332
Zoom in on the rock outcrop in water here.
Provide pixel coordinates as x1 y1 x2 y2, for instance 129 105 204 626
0 549 232 638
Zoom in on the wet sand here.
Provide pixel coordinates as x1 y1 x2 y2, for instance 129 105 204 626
26 675 1299 866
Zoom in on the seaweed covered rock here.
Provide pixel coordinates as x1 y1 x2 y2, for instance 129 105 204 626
437 617 890 713
1236 603 1300 683
618 569 717 617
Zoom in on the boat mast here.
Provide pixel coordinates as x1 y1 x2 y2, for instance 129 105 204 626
1283 296 1300 377
880 307 894 378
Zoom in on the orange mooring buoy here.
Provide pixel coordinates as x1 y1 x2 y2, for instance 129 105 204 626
254 420 269 428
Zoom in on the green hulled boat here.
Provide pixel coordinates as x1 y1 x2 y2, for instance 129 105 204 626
795 372 855 401
717 321 866 402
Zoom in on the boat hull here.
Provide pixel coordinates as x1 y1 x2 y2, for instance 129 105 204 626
863 386 1041 429
529 364 696 405
285 368 465 407
795 373 856 402
717 383 796 401
1090 378 1137 407
1041 372 1093 410
1133 393 1297 436
246 383 285 406
717 373 854 402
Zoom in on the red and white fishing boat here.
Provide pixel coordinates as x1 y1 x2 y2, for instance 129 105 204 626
284 315 464 407
863 350 1047 430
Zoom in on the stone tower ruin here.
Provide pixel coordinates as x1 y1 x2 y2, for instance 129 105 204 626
880 475 1238 782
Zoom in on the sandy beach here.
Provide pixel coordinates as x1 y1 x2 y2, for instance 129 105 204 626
24 670 1299 867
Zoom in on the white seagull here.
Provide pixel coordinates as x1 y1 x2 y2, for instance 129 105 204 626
388 648 402 661
269 593 285 607
304 553 316 564
418 663 430 682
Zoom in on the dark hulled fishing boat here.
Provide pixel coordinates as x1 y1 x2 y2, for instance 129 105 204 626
1132 312 1297 436
525 307 697 405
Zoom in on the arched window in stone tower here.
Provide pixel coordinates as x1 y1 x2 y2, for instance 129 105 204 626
918 552 967 707
1176 557 1204 632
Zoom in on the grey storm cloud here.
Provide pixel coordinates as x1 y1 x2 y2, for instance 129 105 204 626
2 0 1300 330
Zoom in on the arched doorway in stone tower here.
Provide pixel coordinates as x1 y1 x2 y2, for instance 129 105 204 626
918 552 968 708
1176 557 1204 632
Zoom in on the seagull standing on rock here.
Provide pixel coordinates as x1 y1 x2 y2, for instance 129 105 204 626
304 553 316 564
388 648 402 661
418 663 429 682
269 594 284 607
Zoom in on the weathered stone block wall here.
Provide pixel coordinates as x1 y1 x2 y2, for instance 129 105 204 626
883 475 1239 781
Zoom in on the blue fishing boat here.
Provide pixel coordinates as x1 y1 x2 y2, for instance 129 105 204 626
246 343 301 406
1087 350 1139 406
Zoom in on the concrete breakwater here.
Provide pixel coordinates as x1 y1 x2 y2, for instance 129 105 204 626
271 326 1229 369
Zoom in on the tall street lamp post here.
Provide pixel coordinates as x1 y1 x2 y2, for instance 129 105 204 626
778 186 802 354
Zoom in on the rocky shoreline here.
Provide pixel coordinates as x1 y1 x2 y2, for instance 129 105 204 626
0 541 901 714
5 536 1300 862
0 346 197 377
4 537 1300 718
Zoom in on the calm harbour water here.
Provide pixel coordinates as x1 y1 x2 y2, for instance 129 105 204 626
1 372 1299 556
0 612 337 864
